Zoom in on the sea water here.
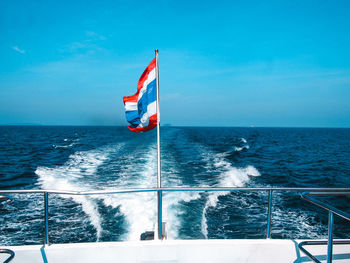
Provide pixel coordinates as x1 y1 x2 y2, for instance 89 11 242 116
0 126 349 245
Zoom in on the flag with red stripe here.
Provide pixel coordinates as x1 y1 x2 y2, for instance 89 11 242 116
123 58 157 132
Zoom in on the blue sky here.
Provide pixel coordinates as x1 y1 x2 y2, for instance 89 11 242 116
0 0 349 127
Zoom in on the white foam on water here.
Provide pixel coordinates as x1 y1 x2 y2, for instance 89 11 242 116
36 145 120 240
201 152 261 238
53 142 75 148
100 145 158 240
159 146 202 239
234 145 250 152
163 191 201 239
271 205 328 239
101 142 203 240
243 165 261 177
37 135 261 241
53 138 80 149
234 138 249 152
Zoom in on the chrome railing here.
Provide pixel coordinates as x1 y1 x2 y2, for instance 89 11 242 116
0 249 14 263
299 191 350 263
0 187 349 249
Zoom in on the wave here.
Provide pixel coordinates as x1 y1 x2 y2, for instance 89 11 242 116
234 145 250 152
149 134 261 239
53 138 80 149
232 137 250 152
35 144 120 240
98 142 202 240
200 151 260 238
53 142 75 149
163 191 201 239
101 145 158 240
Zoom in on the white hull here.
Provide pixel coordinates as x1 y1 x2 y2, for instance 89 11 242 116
1 239 350 263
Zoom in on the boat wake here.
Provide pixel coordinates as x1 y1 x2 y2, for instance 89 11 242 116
33 134 320 242
1 126 344 245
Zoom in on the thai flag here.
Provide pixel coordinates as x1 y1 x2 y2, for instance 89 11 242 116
123 58 157 132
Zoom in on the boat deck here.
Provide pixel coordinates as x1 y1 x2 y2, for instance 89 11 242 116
1 239 350 263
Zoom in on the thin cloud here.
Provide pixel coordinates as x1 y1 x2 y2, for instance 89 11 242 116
60 31 107 54
85 31 106 40
12 46 25 54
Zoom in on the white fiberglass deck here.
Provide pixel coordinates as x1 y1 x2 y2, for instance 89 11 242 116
1 239 350 263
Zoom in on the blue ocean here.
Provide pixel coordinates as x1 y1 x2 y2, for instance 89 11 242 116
0 126 349 245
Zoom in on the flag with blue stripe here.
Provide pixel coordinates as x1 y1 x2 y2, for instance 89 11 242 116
123 58 157 132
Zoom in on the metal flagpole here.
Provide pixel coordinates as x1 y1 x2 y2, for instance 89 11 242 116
155 49 162 240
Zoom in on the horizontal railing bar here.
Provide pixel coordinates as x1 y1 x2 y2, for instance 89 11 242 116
0 189 79 194
305 192 350 196
300 240 350 246
1 187 350 195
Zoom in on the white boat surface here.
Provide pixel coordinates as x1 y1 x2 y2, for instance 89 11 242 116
1 239 350 263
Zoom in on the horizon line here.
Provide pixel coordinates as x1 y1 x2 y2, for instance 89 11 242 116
0 124 349 129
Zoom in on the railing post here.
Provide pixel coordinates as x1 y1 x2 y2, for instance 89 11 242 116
157 190 162 239
266 190 273 239
327 211 334 263
44 192 49 245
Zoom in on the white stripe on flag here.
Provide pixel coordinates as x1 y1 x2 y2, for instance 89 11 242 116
124 102 138 111
139 101 157 126
138 68 156 102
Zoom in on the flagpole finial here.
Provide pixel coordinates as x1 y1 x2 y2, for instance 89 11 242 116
155 49 158 55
